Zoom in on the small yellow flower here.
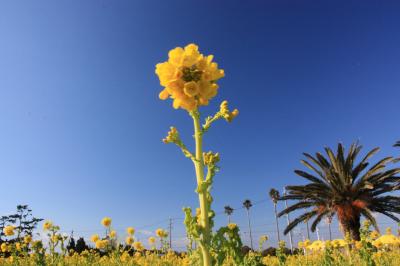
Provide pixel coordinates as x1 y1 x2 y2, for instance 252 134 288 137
370 230 380 239
15 242 21 251
373 240 383 249
148 236 156 245
95 239 108 249
133 241 144 251
90 234 100 243
227 223 237 230
126 227 135 236
156 228 168 238
1 243 8 252
24 235 32 244
101 217 112 227
109 230 117 238
125 236 134 245
43 220 53 230
3 225 15 236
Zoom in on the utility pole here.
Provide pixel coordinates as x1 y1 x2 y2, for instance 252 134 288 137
168 218 172 250
283 188 293 252
328 221 332 240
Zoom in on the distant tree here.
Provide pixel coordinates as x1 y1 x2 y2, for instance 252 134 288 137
0 205 42 242
242 199 254 250
224 205 234 224
75 237 89 254
269 188 281 243
66 236 76 253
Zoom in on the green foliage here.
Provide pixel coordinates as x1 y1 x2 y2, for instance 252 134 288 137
276 240 287 266
210 225 244 266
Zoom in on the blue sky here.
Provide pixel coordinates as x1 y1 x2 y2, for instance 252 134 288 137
1 0 400 248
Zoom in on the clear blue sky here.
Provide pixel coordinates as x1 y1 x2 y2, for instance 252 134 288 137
1 0 400 248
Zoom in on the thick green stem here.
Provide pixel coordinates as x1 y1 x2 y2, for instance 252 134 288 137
192 110 212 266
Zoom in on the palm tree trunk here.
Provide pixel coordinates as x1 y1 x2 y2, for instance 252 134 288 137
306 220 310 240
283 190 294 252
246 209 254 250
340 216 361 241
273 203 281 242
328 222 332 240
228 215 231 224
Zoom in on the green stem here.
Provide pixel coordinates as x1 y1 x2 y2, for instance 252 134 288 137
192 110 212 266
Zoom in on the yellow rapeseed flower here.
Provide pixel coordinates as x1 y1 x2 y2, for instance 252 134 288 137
307 240 324 251
126 227 135 236
373 231 400 247
101 217 112 227
133 241 144 251
148 236 156 245
95 239 108 249
155 43 225 111
43 220 53 230
24 235 32 244
227 223 237 230
3 225 15 236
90 234 100 243
1 243 8 252
370 230 380 239
109 230 117 238
125 236 134 245
156 228 168 238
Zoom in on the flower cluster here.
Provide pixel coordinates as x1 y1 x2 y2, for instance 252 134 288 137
3 225 15 236
203 151 220 166
43 220 53 230
227 223 237 230
156 228 168 238
219 101 239 122
156 44 225 111
101 217 112 227
162 127 179 144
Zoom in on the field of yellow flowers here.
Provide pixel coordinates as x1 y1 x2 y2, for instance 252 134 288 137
2 217 400 265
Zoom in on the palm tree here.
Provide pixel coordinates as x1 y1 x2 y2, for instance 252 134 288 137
278 142 400 241
243 199 254 250
269 188 281 243
394 141 400 163
224 205 234 224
